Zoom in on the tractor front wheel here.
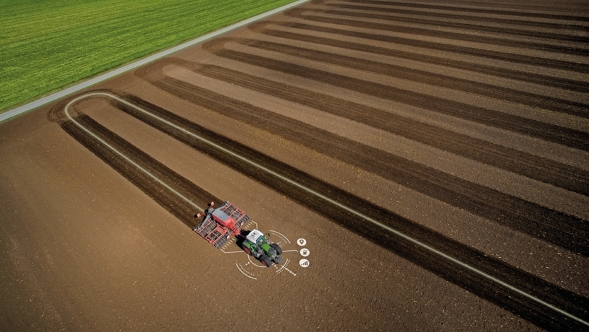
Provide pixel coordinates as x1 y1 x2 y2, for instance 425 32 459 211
271 243 282 255
260 255 273 267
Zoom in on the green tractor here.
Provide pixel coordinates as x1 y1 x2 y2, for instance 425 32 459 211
241 229 283 267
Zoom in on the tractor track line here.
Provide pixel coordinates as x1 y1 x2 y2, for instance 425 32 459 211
326 3 589 32
271 21 589 74
252 26 588 92
285 9 589 56
140 75 589 256
187 62 589 196
307 7 589 43
340 0 589 22
63 94 220 229
239 37 589 119
202 39 589 151
75 92 589 330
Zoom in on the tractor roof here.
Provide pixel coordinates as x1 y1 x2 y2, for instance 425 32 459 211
246 229 264 244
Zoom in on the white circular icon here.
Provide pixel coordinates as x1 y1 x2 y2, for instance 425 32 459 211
297 238 307 246
299 259 310 268
300 248 310 257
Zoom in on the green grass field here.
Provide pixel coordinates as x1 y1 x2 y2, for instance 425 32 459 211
0 0 295 113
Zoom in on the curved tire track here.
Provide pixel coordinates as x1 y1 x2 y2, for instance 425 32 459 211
52 95 219 229
107 93 589 331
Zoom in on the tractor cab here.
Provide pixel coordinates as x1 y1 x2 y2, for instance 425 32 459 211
246 229 266 245
241 228 283 267
192 201 282 268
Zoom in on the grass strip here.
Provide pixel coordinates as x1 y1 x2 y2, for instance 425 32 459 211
0 0 294 113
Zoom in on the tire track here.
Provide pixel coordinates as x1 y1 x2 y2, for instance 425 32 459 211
186 63 589 196
272 21 589 73
201 38 589 151
55 101 219 230
252 25 588 92
239 37 589 119
285 8 589 56
103 93 589 331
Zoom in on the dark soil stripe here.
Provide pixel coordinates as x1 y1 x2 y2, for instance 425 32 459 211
256 27 589 92
314 7 589 43
138 71 589 256
341 0 589 22
241 38 589 119
61 113 218 229
274 21 589 74
285 9 589 56
329 3 589 33
190 63 589 196
202 39 589 151
108 94 589 331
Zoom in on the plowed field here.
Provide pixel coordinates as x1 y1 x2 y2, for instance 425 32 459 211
1 0 588 330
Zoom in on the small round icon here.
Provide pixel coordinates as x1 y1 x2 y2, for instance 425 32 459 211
297 238 307 246
299 259 310 268
300 248 310 257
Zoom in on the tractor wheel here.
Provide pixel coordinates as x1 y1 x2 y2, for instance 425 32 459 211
243 246 252 256
260 255 273 267
271 243 283 255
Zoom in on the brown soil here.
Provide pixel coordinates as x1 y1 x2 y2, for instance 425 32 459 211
1 0 588 331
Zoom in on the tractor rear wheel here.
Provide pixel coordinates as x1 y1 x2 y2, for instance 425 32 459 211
271 243 282 255
260 255 273 267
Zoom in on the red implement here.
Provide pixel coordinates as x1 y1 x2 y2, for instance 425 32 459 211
193 201 249 248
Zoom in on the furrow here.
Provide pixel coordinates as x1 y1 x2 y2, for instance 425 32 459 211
202 39 589 151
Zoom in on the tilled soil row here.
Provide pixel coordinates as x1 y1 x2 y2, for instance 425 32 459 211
285 8 589 56
249 24 589 93
171 56 588 196
238 37 589 119
302 6 589 43
270 20 589 73
60 110 219 229
201 38 589 151
325 2 589 32
337 0 589 21
74 93 588 330
21 1 587 330
137 68 589 256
